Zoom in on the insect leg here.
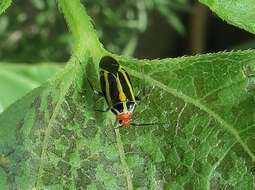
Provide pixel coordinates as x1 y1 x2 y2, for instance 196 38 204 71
95 106 111 112
131 122 167 127
135 96 141 101
113 120 122 129
87 78 104 96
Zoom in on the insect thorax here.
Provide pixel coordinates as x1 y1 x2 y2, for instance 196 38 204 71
111 101 136 115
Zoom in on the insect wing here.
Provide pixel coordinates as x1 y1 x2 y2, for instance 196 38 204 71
100 70 119 106
99 56 119 74
118 67 136 102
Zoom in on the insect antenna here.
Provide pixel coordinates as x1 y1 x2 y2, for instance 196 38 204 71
130 122 167 127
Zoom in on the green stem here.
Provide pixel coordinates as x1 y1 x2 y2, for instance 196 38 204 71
58 0 105 61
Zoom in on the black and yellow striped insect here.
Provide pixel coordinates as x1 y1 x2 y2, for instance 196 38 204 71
98 56 137 128
88 56 163 128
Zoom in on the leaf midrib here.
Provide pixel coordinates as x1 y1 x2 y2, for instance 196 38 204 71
115 129 133 190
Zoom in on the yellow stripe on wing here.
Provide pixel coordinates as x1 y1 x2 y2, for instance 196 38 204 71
120 67 135 101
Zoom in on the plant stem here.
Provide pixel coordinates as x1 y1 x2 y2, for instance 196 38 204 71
58 0 105 61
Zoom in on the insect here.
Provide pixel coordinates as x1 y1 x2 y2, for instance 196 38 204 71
100 56 139 128
88 55 163 128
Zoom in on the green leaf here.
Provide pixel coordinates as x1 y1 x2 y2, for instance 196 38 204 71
1 0 255 189
0 0 12 15
120 51 255 189
200 0 255 34
0 63 62 113
1 51 255 188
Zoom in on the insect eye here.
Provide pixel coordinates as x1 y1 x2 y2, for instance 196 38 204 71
126 102 136 112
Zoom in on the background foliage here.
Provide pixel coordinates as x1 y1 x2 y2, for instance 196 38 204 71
0 0 189 62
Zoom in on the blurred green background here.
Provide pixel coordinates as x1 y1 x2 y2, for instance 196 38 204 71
1 0 254 62
0 0 254 112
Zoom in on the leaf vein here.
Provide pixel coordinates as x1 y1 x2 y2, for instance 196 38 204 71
128 68 255 163
35 64 76 188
